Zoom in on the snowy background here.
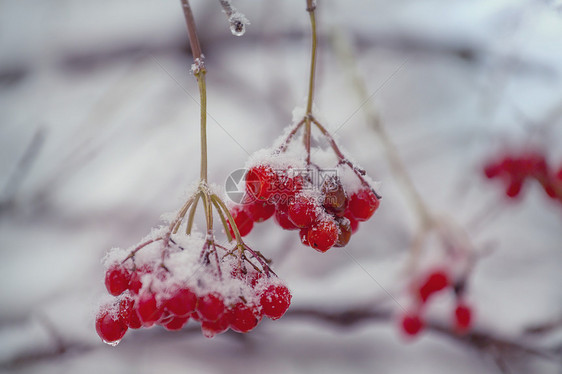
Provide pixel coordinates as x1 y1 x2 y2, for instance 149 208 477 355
1 0 562 373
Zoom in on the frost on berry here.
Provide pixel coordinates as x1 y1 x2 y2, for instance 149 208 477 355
96 306 128 345
260 284 292 320
196 293 226 322
228 206 253 237
307 219 339 253
348 187 380 222
98 229 292 343
104 265 131 296
229 302 262 333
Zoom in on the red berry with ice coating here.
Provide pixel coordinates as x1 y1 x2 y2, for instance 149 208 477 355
274 203 299 230
246 165 277 201
165 287 197 317
137 291 163 327
454 302 472 332
401 313 424 337
260 284 292 320
95 309 128 343
307 220 338 252
228 206 253 237
349 187 380 221
197 293 225 322
164 316 190 331
229 303 261 333
288 194 319 228
105 265 131 296
201 311 231 338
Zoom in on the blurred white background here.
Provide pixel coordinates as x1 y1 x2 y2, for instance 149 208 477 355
1 0 562 373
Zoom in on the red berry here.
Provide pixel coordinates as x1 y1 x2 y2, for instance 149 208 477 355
348 187 380 221
307 220 338 252
288 194 319 228
128 265 152 294
505 178 523 198
201 312 231 338
164 316 190 331
105 265 131 296
246 165 277 201
274 203 299 230
229 303 261 333
228 206 253 237
137 291 163 327
334 217 352 247
165 287 197 317
196 293 225 322
95 309 128 343
401 313 424 337
483 161 502 179
260 284 291 320
454 302 472 332
322 177 348 217
418 270 449 303
246 200 275 222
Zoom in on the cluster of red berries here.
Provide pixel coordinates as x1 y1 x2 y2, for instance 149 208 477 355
483 150 562 202
228 162 380 252
400 269 472 338
96 251 291 344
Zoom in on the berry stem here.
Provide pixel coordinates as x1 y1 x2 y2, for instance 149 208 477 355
311 117 382 199
185 192 201 235
303 0 318 165
277 119 305 153
180 0 208 183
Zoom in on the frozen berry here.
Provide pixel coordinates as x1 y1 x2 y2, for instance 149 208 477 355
164 316 190 331
401 313 424 337
307 220 338 252
334 217 351 247
260 284 291 320
246 200 275 222
322 177 348 217
201 311 231 338
349 187 380 221
246 165 277 201
137 291 163 327
197 293 225 322
105 265 131 296
228 206 253 237
288 194 319 228
229 303 261 333
95 309 128 343
165 287 197 317
274 203 299 230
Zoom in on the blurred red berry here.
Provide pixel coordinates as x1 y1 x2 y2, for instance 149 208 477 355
96 310 128 343
260 284 292 320
197 293 225 322
401 313 424 337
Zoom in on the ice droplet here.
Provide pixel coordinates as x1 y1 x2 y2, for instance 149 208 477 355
103 339 121 347
230 19 245 36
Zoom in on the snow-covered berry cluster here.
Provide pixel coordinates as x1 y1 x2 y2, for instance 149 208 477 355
484 150 562 202
400 269 472 338
227 114 381 253
96 232 291 345
229 160 379 253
